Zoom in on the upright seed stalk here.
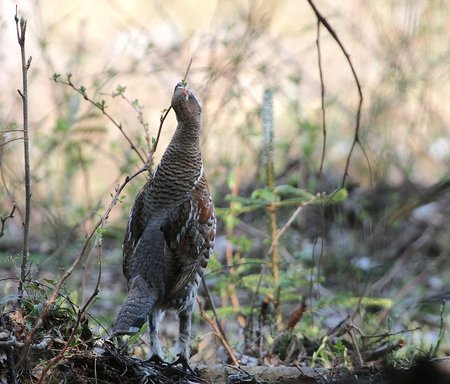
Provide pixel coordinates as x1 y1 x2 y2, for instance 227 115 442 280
15 9 32 297
262 88 281 329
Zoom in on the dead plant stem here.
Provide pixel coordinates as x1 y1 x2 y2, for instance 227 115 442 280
306 0 370 187
197 288 239 365
262 88 281 329
0 204 16 238
15 7 32 298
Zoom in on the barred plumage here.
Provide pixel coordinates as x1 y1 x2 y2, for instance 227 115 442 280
112 82 216 372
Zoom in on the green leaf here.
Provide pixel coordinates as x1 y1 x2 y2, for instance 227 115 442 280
116 84 126 95
274 184 313 199
313 188 348 205
251 187 279 202
55 118 70 133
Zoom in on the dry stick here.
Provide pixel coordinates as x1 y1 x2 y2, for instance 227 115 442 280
262 88 282 329
225 169 245 327
183 58 193 82
0 137 24 147
316 20 327 176
432 300 446 357
15 8 32 299
348 324 364 368
306 0 371 187
197 293 240 365
0 204 16 238
266 205 304 257
36 218 106 384
151 58 192 154
153 106 171 154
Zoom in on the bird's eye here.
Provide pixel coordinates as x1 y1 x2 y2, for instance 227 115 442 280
174 82 184 92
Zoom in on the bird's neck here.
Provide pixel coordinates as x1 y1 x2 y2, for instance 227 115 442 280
170 119 201 153
155 119 203 188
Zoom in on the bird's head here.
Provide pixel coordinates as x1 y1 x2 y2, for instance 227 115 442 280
171 81 202 119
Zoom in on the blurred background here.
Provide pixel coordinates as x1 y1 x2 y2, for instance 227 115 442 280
1 0 449 364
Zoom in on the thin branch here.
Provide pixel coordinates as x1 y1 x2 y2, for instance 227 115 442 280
0 137 24 147
431 300 446 357
55 76 147 164
183 58 193 83
362 340 404 362
15 6 32 299
266 205 304 257
1 129 26 134
37 220 105 383
197 284 240 366
109 90 152 153
262 88 281 329
0 204 16 238
306 0 371 187
152 59 193 153
348 324 364 368
152 107 172 154
316 20 327 176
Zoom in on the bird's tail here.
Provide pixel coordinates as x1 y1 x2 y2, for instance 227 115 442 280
111 274 156 335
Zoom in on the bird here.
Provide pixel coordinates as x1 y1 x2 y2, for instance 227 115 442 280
112 81 216 372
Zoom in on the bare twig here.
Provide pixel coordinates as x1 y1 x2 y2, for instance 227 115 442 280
431 301 446 357
262 88 282 329
0 137 24 147
197 291 240 365
37 220 106 383
306 0 371 187
110 90 152 153
348 324 364 368
0 204 16 238
315 20 327 176
362 340 404 362
55 75 147 164
183 58 193 83
153 107 171 154
15 6 32 299
224 169 245 328
0 331 51 351
151 59 193 154
266 205 304 257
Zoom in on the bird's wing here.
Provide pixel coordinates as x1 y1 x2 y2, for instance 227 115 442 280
122 179 151 282
161 175 216 297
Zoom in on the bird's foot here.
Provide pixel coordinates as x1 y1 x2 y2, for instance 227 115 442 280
168 355 196 375
146 354 168 366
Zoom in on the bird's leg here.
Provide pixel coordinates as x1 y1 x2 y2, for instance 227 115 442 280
169 308 195 374
146 309 165 363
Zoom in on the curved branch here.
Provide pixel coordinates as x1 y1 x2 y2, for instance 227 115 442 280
306 0 371 186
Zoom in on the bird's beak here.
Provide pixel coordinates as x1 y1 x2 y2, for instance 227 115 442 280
181 88 190 100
